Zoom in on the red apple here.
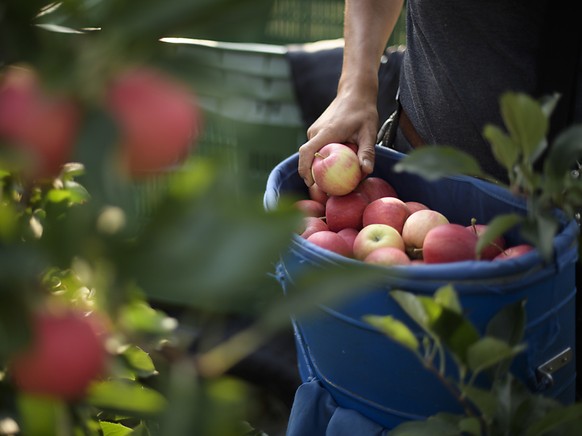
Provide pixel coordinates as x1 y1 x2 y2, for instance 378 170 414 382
423 224 479 264
300 216 329 239
0 65 80 179
353 224 405 260
308 183 329 205
337 228 359 256
364 246 411 266
9 310 107 401
311 143 362 196
325 191 368 232
107 67 201 176
402 209 449 258
405 201 429 214
362 197 411 234
354 177 398 202
306 230 351 257
493 244 534 261
466 223 506 260
294 199 325 218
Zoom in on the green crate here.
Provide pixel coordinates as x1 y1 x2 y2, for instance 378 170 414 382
163 38 307 194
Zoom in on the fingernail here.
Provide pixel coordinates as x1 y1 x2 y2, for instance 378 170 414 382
363 159 372 172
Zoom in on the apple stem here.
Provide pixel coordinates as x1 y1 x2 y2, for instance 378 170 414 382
314 152 325 159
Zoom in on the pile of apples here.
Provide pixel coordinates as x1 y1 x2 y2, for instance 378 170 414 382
296 143 534 266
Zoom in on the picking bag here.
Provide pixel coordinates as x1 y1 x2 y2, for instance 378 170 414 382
264 146 578 430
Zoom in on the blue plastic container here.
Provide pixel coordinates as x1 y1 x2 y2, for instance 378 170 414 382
264 146 578 430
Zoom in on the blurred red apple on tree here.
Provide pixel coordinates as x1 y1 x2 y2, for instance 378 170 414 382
0 65 80 180
107 67 201 176
10 309 107 401
310 143 362 196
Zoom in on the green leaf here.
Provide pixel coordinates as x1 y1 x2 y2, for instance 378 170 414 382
486 299 526 347
525 402 582 436
467 336 526 373
87 380 167 416
390 290 430 332
519 214 559 262
100 421 134 436
461 384 498 419
393 146 486 181
388 413 465 436
483 124 520 171
364 315 420 352
500 92 549 163
433 284 461 314
474 213 523 259
543 125 582 182
121 345 158 378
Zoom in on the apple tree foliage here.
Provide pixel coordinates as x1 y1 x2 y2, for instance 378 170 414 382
365 286 582 435
0 1 393 435
394 92 582 262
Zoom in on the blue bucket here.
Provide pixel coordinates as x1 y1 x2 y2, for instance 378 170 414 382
264 146 578 430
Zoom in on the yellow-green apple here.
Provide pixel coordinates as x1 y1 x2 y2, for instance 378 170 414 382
362 197 411 234
308 183 329 205
294 199 325 217
466 223 506 260
402 209 449 259
325 191 368 232
300 216 329 239
0 65 80 180
107 66 201 177
311 143 362 196
423 223 478 264
405 201 429 214
353 224 405 260
354 177 398 202
306 230 351 257
492 244 534 261
9 309 107 401
364 246 411 266
337 228 359 256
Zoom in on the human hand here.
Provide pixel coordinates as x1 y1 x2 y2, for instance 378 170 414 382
297 92 379 187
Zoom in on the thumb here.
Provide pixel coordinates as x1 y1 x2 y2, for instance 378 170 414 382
357 135 376 175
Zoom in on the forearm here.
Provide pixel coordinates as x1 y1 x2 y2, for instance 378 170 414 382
340 0 404 100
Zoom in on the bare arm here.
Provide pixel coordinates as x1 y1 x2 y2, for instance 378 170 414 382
297 0 404 186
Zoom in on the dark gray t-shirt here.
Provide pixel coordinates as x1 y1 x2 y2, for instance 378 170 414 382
398 0 553 180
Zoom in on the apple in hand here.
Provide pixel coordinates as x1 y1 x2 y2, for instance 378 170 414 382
353 224 405 260
300 216 328 239
466 223 506 260
294 199 325 217
354 177 398 202
423 223 478 264
311 143 362 196
362 197 411 234
306 230 352 257
402 209 449 259
325 191 368 232
364 247 411 266
493 244 534 261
